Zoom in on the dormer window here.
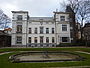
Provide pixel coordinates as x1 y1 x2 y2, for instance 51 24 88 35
17 15 22 20
60 16 65 21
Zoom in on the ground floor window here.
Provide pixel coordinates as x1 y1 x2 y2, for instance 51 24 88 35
16 36 22 44
46 37 49 43
34 37 37 43
40 36 43 43
28 37 31 43
62 37 69 42
52 37 55 43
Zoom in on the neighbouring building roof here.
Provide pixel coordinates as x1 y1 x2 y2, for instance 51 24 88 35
84 23 90 27
4 28 12 31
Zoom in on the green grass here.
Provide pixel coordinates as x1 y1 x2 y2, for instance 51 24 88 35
0 47 90 68
0 47 90 52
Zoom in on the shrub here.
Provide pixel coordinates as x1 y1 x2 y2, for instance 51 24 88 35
56 43 84 47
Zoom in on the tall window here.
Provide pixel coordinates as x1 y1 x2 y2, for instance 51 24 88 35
28 37 31 43
34 37 37 43
52 28 54 34
40 27 43 34
52 37 55 43
17 15 22 20
46 37 49 43
35 28 37 34
29 28 32 34
40 36 43 43
62 24 67 31
46 28 49 34
60 16 65 21
16 25 22 33
62 37 68 42
16 36 22 44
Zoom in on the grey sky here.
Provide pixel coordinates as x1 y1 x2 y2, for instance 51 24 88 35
0 0 67 18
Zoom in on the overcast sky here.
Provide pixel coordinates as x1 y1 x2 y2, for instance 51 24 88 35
0 0 67 18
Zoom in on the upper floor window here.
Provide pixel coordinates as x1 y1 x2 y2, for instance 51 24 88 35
16 36 22 44
35 28 37 34
62 24 67 31
28 37 31 43
52 28 54 34
40 27 43 34
16 25 22 33
46 28 49 34
17 15 22 20
29 28 32 34
60 16 65 21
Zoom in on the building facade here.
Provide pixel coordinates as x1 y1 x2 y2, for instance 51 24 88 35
11 11 72 47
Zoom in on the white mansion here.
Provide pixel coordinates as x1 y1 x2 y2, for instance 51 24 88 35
11 11 74 47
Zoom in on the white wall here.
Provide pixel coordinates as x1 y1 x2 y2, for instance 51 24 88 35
27 21 55 43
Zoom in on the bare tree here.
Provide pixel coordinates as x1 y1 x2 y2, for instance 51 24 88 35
66 0 90 25
0 9 11 30
77 0 90 26
66 0 90 41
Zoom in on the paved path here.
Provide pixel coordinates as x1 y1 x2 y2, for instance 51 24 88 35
76 51 90 54
45 66 90 68
0 52 12 55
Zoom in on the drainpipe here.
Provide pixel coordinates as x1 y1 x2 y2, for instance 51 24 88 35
54 13 57 47
26 12 28 48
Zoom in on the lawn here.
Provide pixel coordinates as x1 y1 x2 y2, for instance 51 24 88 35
0 47 90 68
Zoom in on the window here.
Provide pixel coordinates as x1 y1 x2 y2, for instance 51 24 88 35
29 28 32 34
46 28 49 34
60 16 65 21
40 27 43 34
34 37 37 43
52 28 54 34
17 15 22 20
16 36 22 44
16 25 22 33
35 28 37 34
62 24 67 31
52 37 55 43
62 37 68 42
40 36 43 43
46 37 49 43
28 37 31 43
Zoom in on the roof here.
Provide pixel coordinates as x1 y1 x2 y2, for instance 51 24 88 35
29 17 54 22
84 23 90 27
53 12 70 14
12 11 28 13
